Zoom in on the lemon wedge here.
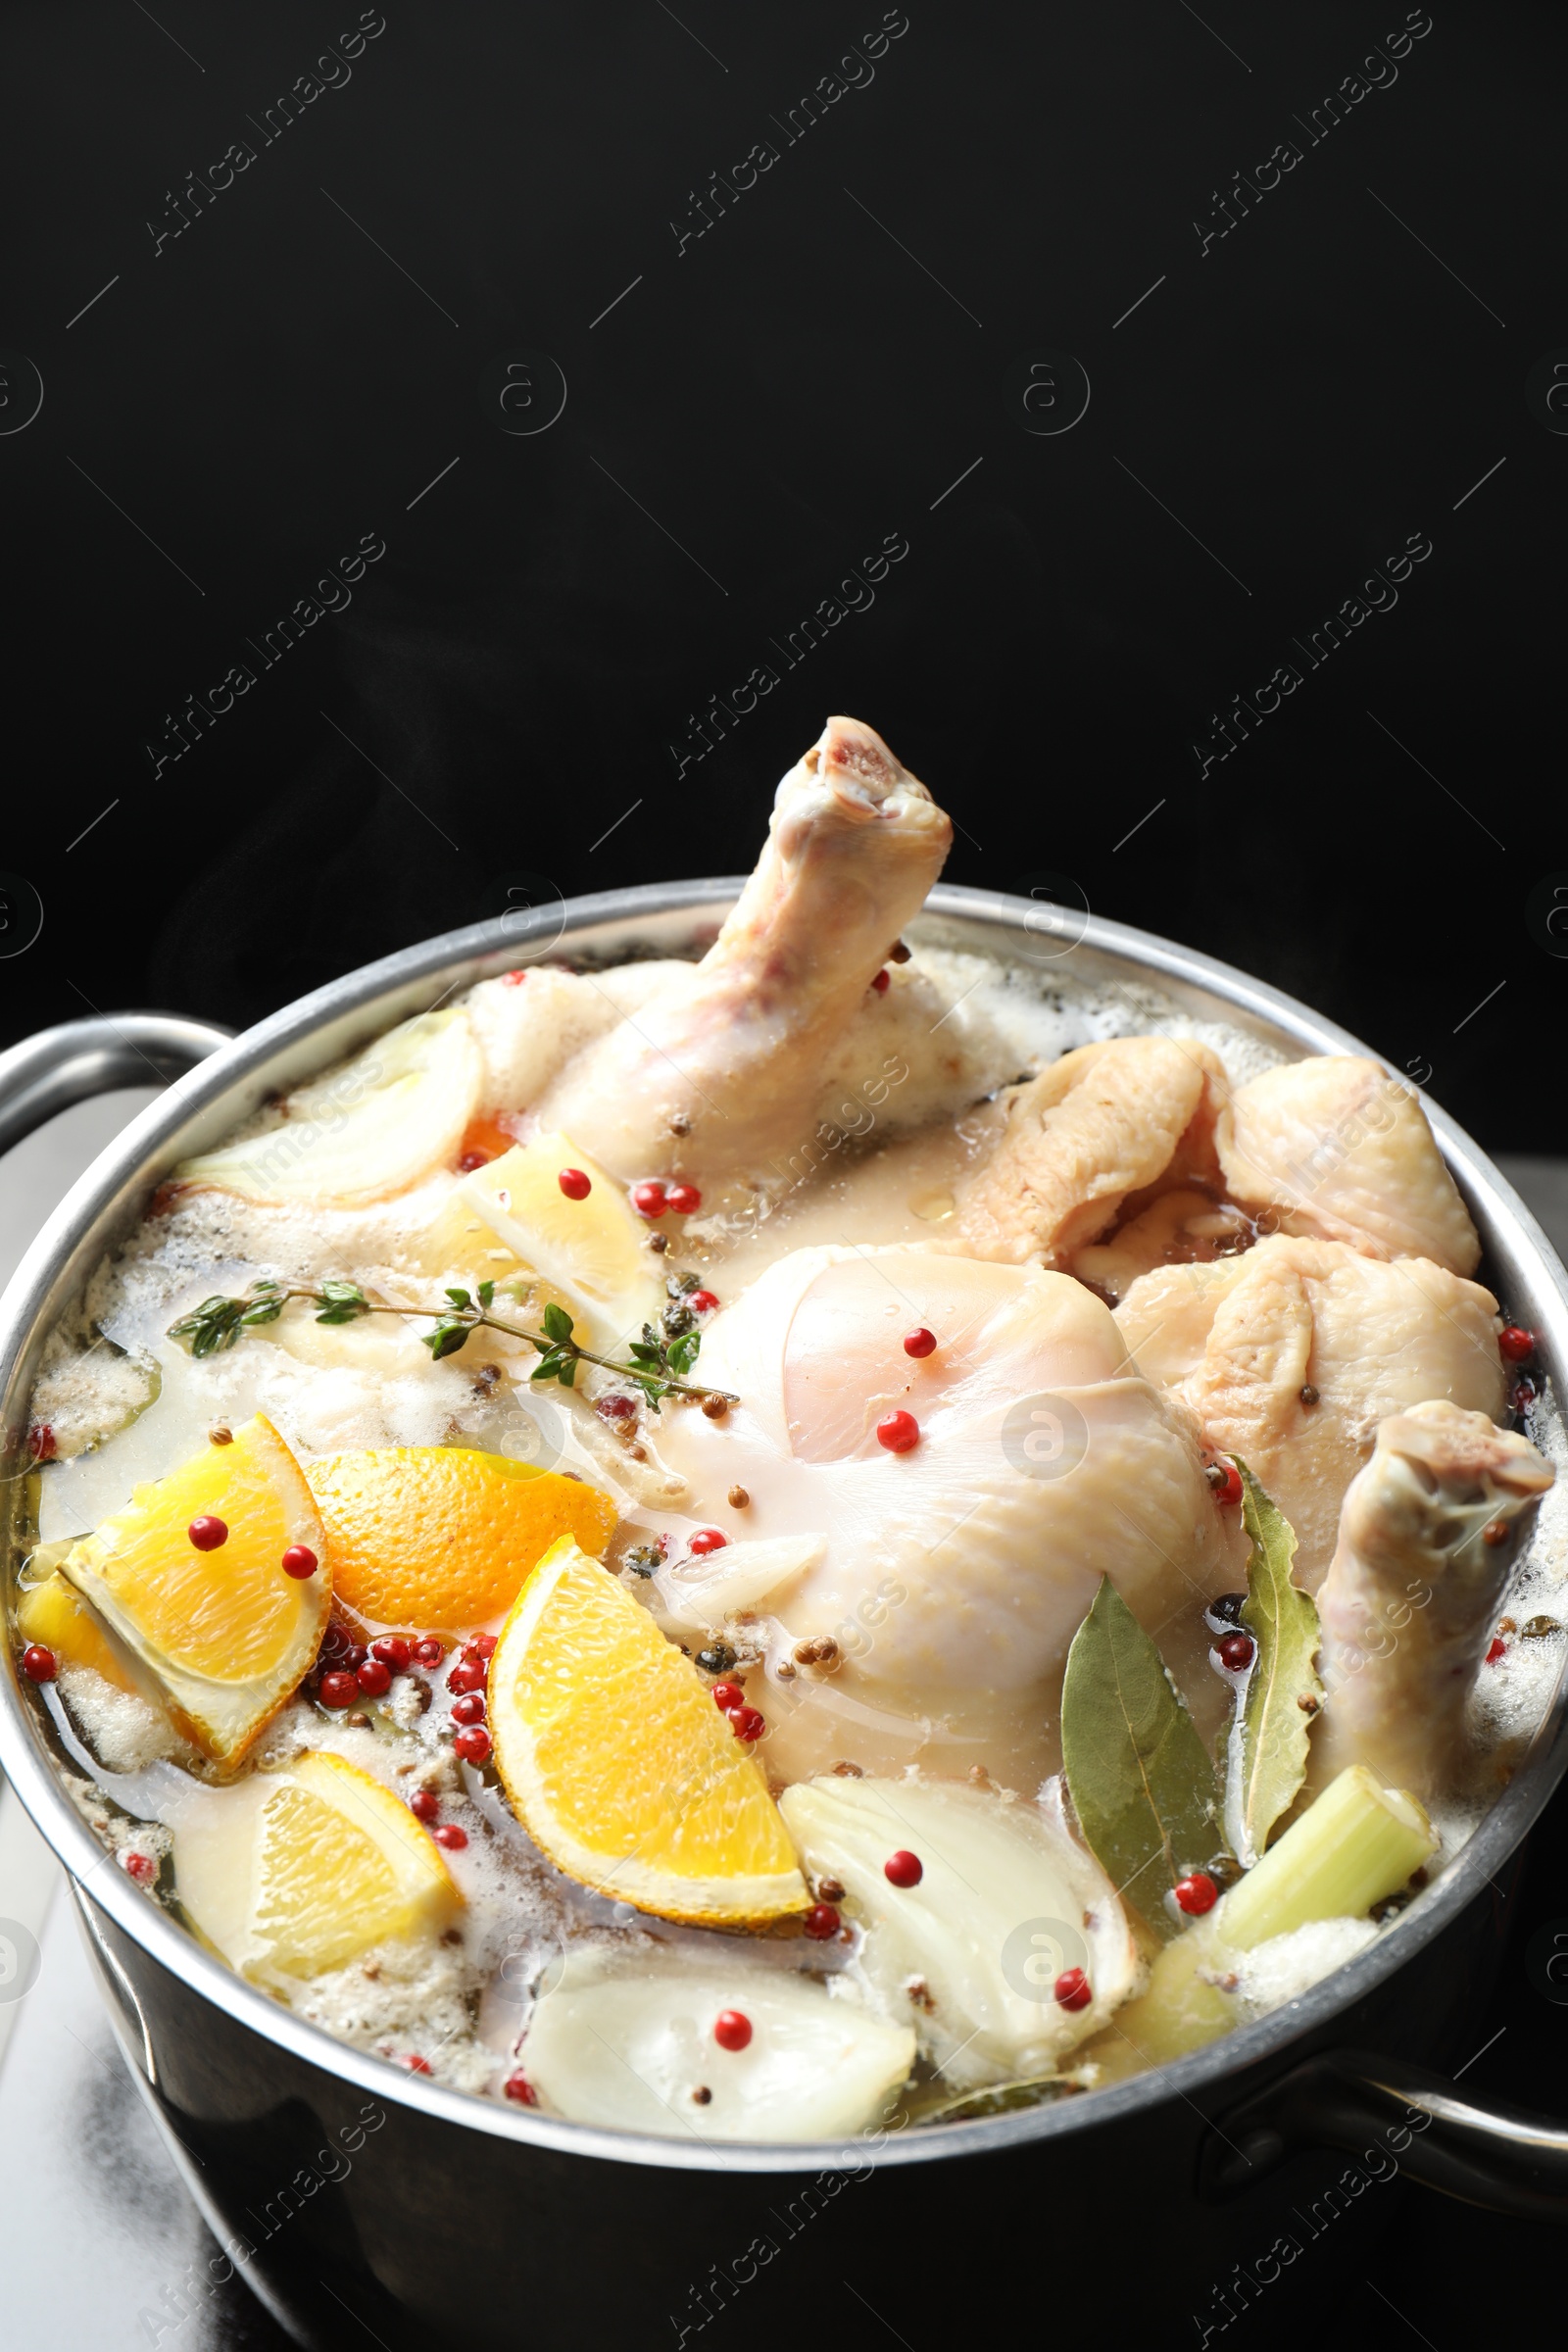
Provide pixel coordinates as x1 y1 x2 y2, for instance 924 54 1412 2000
304 1446 616 1630
60 1415 330 1765
174 1750 462 1980
16 1569 145 1697
176 1009 481 1205
462 1133 663 1349
489 1536 808 1927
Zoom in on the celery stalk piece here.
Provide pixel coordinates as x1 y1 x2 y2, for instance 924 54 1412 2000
1090 1768 1436 2073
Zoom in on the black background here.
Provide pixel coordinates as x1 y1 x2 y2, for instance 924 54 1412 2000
3 0 1565 1145
5 8 1568 2335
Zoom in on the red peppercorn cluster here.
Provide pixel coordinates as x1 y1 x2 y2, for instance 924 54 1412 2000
630 1179 704 1218
443 1640 495 1762
710 1679 764 1742
316 1620 466 1708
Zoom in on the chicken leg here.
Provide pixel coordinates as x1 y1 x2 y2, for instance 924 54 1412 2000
1311 1400 1553 1794
535 717 951 1186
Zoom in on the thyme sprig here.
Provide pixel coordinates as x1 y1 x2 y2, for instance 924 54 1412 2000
167 1278 733 1412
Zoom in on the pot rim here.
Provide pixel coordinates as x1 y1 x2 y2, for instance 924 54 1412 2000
3 879 1565 2174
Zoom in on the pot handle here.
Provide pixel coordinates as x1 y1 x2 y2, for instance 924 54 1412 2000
1200 2049 1568 2222
0 1014 232 1157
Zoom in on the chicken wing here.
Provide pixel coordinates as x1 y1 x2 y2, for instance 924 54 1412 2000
1214 1055 1480 1276
1115 1236 1506 1585
956 1035 1228 1267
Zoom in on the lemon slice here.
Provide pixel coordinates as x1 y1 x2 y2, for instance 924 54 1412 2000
60 1415 330 1764
177 1009 481 1205
490 1537 808 1927
304 1447 617 1630
462 1133 663 1349
174 1750 462 1980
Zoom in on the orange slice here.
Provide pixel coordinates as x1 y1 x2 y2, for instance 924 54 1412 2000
174 1750 462 1981
489 1536 808 1927
304 1446 616 1631
60 1415 328 1765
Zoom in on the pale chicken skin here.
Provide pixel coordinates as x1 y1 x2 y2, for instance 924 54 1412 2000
1114 1236 1506 1587
956 1035 1228 1267
1071 1187 1250 1303
655 1244 1239 1787
535 716 951 1188
1311 1402 1553 1794
1214 1055 1481 1277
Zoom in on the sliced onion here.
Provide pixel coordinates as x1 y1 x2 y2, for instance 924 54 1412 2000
779 1775 1142 2089
523 1958 914 2141
657 1533 826 1630
176 1012 481 1206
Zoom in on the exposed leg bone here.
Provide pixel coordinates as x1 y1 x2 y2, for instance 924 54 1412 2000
1312 1400 1553 1794
535 717 950 1185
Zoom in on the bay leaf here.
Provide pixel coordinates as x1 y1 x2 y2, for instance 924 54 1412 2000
1061 1577 1221 1940
1222 1460 1323 1868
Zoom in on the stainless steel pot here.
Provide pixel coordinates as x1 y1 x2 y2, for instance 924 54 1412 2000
4 886 1568 2349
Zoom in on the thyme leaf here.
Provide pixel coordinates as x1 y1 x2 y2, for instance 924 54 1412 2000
167 1278 733 1409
